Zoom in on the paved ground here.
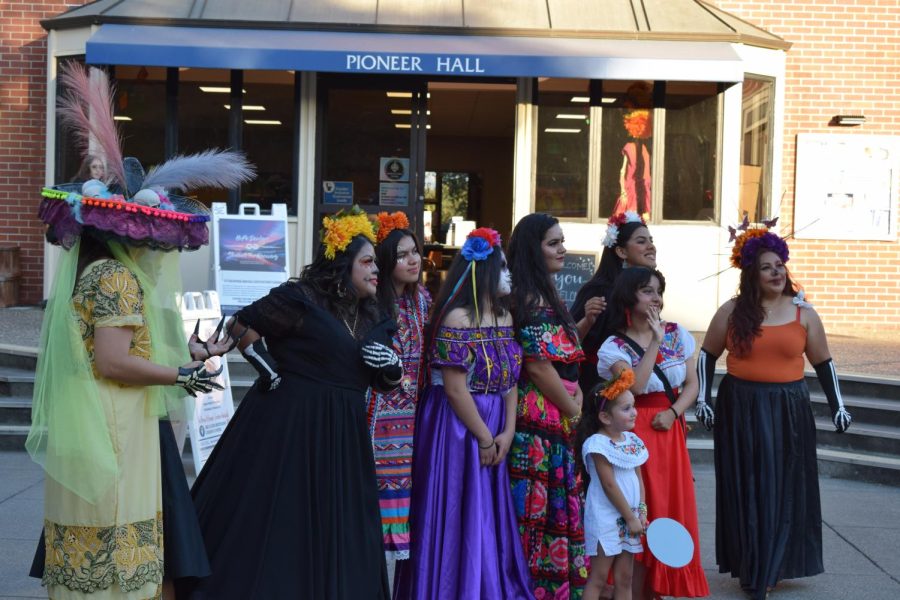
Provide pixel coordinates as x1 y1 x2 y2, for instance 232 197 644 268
2 306 899 378
2 451 899 599
2 308 898 598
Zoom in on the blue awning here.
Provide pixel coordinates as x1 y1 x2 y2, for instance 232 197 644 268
86 25 744 82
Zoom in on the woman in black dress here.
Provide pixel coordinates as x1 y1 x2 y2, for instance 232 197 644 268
186 209 402 599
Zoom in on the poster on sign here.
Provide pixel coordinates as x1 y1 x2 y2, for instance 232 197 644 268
178 290 235 475
212 203 290 314
555 252 598 308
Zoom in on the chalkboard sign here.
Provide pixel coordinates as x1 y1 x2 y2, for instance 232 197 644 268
555 252 598 308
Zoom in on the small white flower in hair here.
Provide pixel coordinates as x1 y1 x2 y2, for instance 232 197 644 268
792 290 813 309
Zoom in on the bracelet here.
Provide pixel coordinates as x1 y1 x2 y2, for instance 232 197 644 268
669 406 680 418
478 438 495 449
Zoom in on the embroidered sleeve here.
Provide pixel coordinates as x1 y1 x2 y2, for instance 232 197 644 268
430 328 475 370
93 262 144 328
675 323 696 358
518 320 583 363
583 432 648 469
596 336 638 379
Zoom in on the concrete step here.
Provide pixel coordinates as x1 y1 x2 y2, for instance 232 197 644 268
0 396 32 425
809 393 900 427
0 366 35 397
711 370 900 401
0 424 28 451
688 438 900 486
0 344 38 370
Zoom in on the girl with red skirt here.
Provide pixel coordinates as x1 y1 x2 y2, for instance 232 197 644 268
596 267 709 599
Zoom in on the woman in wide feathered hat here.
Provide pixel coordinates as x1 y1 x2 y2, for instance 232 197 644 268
27 62 255 599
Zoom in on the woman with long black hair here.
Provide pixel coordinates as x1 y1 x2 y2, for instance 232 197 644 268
399 228 531 599
186 207 402 599
571 212 656 395
507 213 588 599
696 224 851 599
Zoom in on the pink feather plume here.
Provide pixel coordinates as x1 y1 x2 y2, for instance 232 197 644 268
56 62 126 188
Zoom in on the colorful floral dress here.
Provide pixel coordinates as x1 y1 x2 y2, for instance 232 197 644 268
366 285 430 560
44 259 163 600
399 325 533 599
509 306 587 599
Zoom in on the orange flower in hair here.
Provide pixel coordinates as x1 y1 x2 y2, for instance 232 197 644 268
375 211 410 244
601 369 635 403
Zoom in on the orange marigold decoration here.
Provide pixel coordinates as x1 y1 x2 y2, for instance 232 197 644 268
600 368 635 404
374 211 410 244
623 109 652 139
728 216 786 269
321 205 376 260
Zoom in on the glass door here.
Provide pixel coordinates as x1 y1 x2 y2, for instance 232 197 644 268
316 75 428 247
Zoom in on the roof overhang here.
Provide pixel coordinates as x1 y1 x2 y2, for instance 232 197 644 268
86 24 744 82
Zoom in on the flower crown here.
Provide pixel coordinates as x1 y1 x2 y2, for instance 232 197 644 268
375 211 410 244
461 227 502 261
729 216 788 269
320 205 377 260
602 211 646 248
623 109 652 139
600 369 635 405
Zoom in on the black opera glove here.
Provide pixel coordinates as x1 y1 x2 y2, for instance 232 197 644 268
176 363 225 396
242 339 282 392
813 358 852 433
694 348 718 431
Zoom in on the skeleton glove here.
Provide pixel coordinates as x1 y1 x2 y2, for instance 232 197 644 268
176 363 225 396
694 348 717 430
361 342 401 369
813 358 852 433
242 339 282 392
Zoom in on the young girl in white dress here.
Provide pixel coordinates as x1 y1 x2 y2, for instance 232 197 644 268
577 368 649 600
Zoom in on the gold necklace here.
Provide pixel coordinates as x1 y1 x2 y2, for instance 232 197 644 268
343 310 359 337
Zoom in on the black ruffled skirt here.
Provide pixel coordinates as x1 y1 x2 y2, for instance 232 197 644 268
30 420 210 584
714 376 824 599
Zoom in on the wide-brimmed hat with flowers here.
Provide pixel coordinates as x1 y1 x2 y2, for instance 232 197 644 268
40 63 255 252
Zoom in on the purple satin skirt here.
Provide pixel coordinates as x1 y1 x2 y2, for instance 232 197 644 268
397 385 534 600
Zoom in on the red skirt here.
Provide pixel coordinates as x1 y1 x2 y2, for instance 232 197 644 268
634 391 709 597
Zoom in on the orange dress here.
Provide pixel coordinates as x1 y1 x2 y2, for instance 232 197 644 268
715 309 823 600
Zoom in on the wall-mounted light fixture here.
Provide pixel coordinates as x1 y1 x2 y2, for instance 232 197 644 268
830 115 866 126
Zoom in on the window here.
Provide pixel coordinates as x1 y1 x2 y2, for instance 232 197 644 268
662 82 720 221
111 65 167 171
535 79 590 218
320 84 413 208
241 70 296 213
739 76 774 222
598 80 655 220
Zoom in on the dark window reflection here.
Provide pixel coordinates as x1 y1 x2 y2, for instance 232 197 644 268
663 82 720 222
535 79 589 218
242 70 295 214
111 65 166 174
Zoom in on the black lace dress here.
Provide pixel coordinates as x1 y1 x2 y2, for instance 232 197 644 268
184 281 395 599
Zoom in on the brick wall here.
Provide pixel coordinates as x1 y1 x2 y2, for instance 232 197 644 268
714 1 900 331
0 1 72 304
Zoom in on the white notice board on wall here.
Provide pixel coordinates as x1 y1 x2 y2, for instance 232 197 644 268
794 134 898 241
212 202 290 314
